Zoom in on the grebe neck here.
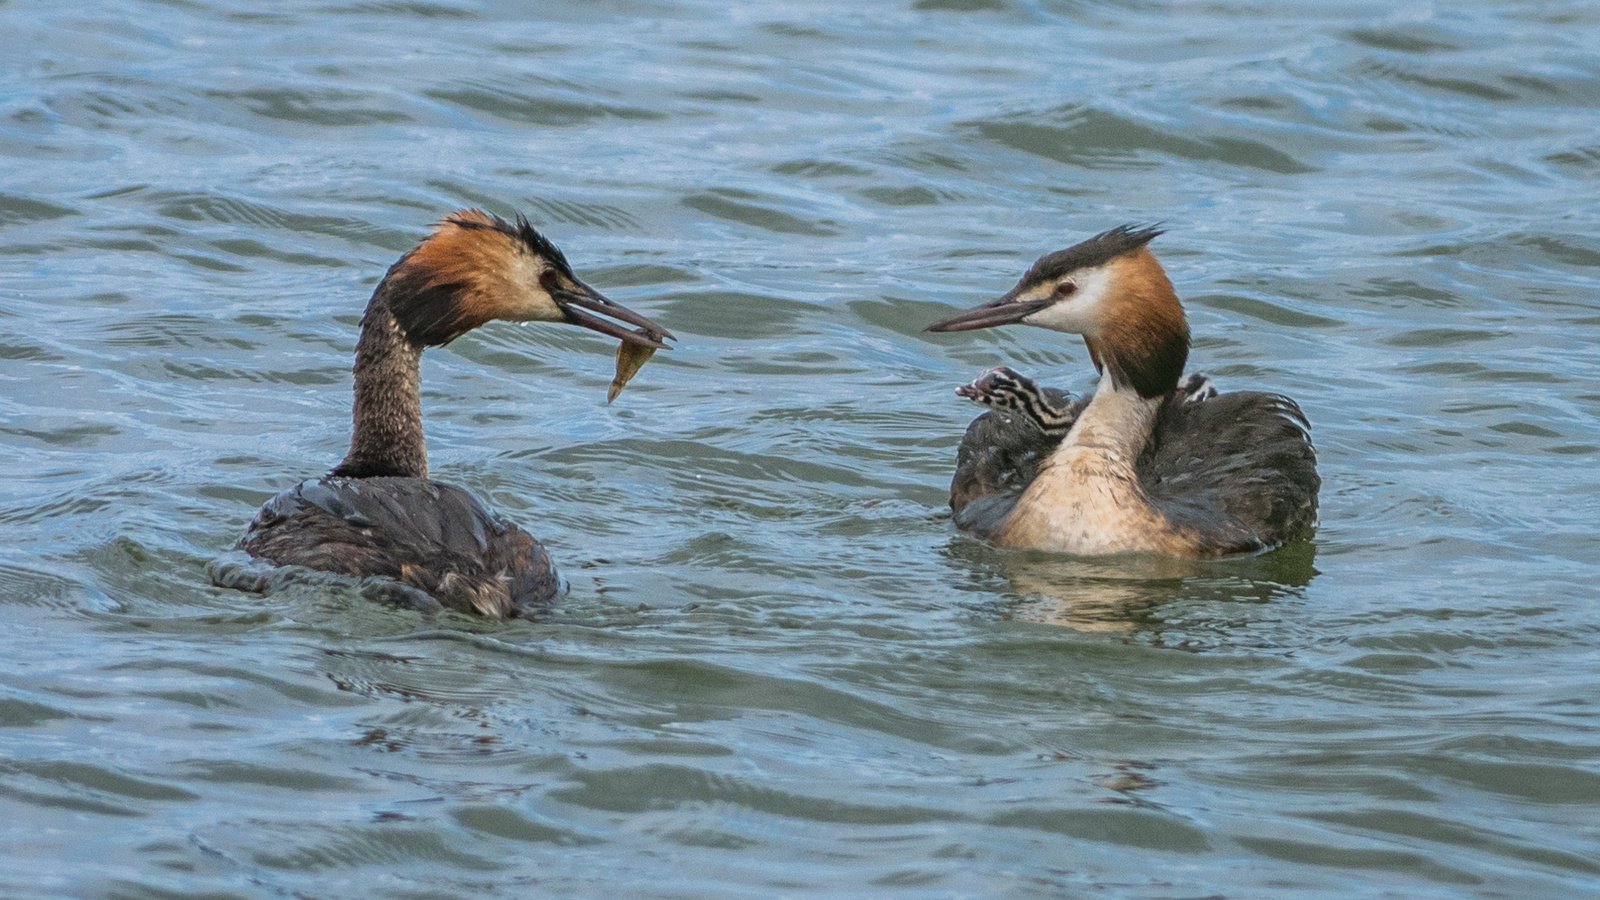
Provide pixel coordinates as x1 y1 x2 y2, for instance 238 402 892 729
994 379 1169 554
1061 379 1161 464
332 300 428 479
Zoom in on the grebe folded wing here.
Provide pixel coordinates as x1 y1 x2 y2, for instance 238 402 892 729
950 411 1055 539
1141 390 1319 554
242 477 557 616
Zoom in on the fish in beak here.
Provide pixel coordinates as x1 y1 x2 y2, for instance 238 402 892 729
553 283 675 350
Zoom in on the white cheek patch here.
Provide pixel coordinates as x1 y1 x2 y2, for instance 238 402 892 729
505 257 566 323
1022 264 1111 334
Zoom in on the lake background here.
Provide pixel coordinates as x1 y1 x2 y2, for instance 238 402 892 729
3 0 1598 896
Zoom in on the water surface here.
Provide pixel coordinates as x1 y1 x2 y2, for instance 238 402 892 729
3 0 1599 896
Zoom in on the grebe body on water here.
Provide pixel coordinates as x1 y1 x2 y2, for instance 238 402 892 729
214 210 672 617
928 226 1318 557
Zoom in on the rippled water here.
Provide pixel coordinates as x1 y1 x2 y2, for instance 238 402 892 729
4 0 1599 895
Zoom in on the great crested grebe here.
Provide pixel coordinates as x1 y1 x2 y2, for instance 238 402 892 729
928 225 1318 557
212 209 673 617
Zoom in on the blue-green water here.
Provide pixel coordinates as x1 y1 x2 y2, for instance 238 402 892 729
3 1 1599 896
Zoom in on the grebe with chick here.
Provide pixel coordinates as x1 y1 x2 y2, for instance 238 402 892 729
928 226 1318 557
949 364 1217 519
212 210 672 617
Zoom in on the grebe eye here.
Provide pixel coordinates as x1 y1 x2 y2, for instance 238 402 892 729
1056 280 1077 297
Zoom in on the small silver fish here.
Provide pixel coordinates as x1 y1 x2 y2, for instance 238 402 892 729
607 335 659 403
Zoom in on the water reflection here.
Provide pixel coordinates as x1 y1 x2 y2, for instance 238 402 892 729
948 538 1317 633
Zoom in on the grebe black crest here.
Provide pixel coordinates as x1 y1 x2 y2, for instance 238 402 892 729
929 226 1318 557
212 209 673 617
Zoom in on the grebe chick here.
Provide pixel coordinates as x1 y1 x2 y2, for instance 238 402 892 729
928 226 1318 557
957 366 1081 437
960 366 1216 435
215 210 673 617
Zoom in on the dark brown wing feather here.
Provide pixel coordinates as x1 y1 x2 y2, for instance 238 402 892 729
950 388 1085 540
1142 391 1319 554
237 477 559 617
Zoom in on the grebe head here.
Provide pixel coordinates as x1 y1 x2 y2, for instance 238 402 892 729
926 225 1188 398
380 209 673 350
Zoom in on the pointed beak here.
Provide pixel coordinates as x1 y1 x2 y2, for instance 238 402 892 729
924 289 1050 333
553 283 675 350
954 366 1019 401
954 366 1001 399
